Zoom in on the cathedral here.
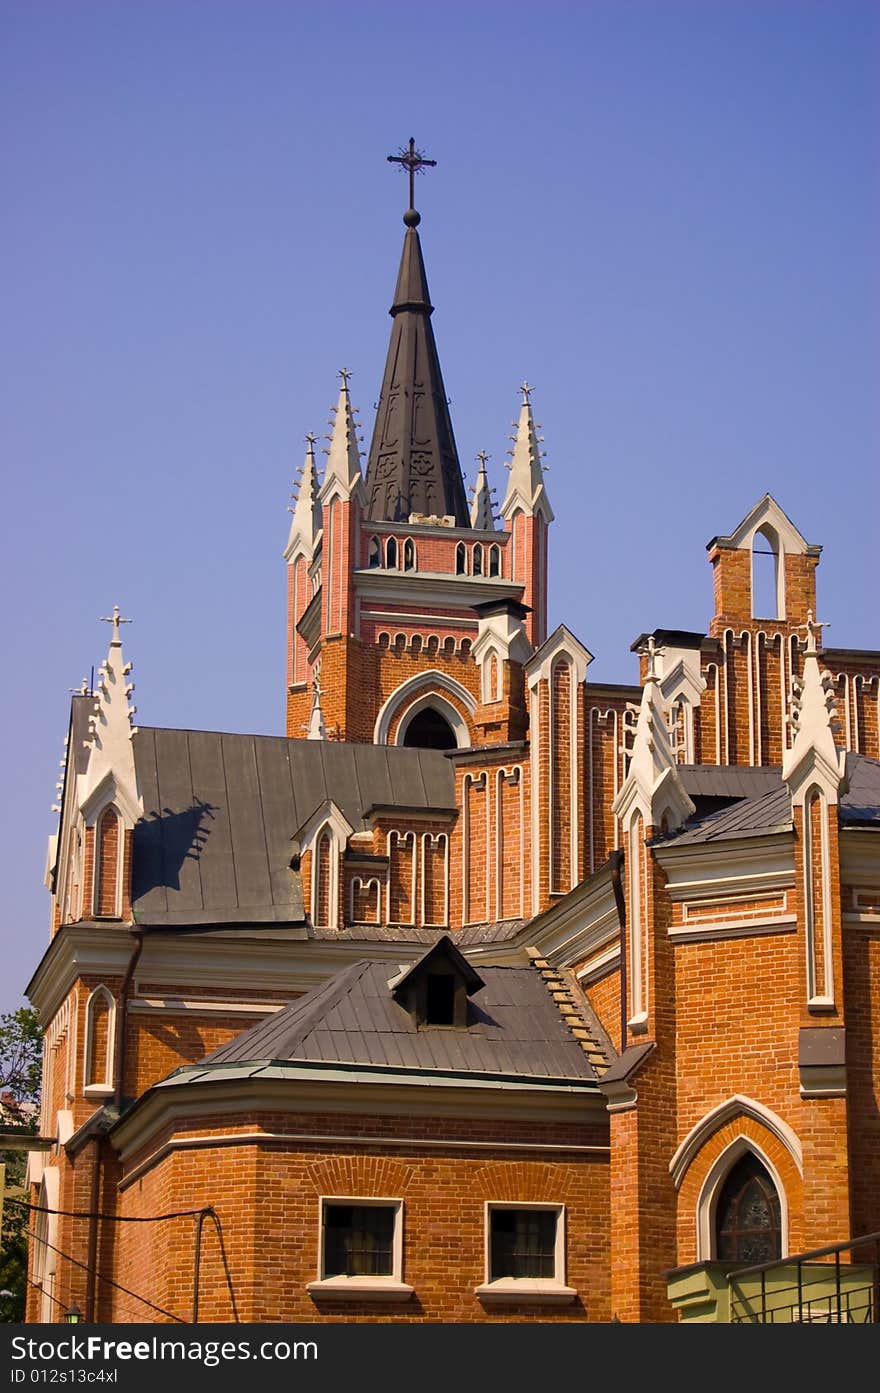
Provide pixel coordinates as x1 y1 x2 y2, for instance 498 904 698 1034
23 151 880 1324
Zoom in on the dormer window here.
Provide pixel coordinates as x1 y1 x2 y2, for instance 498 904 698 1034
391 934 484 1030
425 971 458 1025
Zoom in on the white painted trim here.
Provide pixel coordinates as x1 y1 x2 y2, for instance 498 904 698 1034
119 1130 609 1191
373 670 476 747
395 691 471 749
349 875 382 927
385 829 417 926
695 1135 789 1263
668 916 797 943
419 832 448 927
483 1201 569 1291
315 1195 405 1285
83 984 116 1093
669 1095 803 1190
803 785 835 1008
127 998 284 1016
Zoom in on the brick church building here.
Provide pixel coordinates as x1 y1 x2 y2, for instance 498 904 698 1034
23 160 880 1324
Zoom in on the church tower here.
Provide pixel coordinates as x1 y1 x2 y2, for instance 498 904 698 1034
285 142 550 752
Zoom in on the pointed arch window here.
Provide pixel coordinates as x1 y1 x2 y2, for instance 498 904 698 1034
403 538 416 571
368 536 381 568
84 985 115 1095
472 544 484 577
488 544 501 578
93 805 122 919
455 542 467 575
716 1152 781 1265
386 537 398 570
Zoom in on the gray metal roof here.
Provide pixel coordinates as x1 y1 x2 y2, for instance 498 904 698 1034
658 755 880 847
677 764 784 800
177 957 601 1084
841 753 880 826
656 784 793 846
131 729 455 926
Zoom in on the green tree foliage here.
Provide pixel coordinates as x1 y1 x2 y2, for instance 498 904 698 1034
0 1005 42 1322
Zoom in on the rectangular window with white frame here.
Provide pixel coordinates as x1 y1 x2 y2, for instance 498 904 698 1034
306 1197 413 1303
475 1202 577 1305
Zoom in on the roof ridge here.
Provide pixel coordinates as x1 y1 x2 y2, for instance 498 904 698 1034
524 947 611 1077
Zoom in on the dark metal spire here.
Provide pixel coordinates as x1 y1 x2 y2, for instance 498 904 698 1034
364 142 470 526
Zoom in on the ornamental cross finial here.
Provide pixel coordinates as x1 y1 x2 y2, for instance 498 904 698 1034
799 608 829 656
100 605 132 645
521 381 534 405
338 368 352 388
475 450 491 471
644 634 659 683
387 137 437 211
305 431 317 450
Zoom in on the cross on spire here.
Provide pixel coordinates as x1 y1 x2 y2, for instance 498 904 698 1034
521 381 534 405
475 450 491 470
304 431 317 450
337 368 352 388
387 137 437 212
100 605 132 644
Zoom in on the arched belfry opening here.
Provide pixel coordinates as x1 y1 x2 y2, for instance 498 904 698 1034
401 706 457 750
715 1151 782 1264
751 524 782 620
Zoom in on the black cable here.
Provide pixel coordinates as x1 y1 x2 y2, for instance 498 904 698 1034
10 1198 207 1223
27 1227 187 1324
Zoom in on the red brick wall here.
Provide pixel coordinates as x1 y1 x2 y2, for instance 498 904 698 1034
109 1109 610 1324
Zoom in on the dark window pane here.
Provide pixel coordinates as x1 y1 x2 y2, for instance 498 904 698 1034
490 1209 557 1280
426 974 455 1024
716 1154 781 1264
402 708 456 750
324 1205 395 1277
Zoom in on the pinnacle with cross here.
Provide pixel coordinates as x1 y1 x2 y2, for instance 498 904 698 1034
643 634 659 682
521 381 534 406
337 368 352 389
475 450 491 470
387 137 437 212
100 605 132 645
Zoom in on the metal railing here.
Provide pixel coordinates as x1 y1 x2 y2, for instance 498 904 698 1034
728 1232 880 1323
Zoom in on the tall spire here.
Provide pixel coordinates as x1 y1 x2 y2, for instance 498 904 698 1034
470 451 495 530
363 143 470 526
321 369 364 500
79 607 141 822
284 433 322 559
500 383 554 523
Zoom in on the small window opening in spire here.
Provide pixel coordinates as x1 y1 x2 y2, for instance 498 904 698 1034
403 538 415 571
368 536 381 568
489 544 501 578
386 537 398 570
751 526 781 620
455 542 467 575
472 544 483 576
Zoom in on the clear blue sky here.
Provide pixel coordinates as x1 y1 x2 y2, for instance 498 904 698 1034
2 0 877 1015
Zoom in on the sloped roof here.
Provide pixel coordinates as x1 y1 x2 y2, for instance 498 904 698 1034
841 753 880 825
171 956 603 1084
130 729 455 926
657 754 880 847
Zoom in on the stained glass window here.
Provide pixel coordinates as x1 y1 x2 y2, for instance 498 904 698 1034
716 1152 781 1264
